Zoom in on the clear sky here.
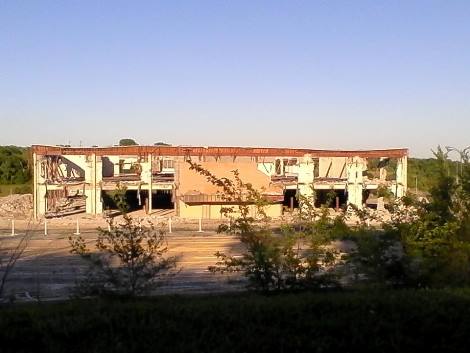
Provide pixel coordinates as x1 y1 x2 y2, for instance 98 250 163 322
1 1 469 157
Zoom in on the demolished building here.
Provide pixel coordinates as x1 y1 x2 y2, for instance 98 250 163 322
31 145 408 219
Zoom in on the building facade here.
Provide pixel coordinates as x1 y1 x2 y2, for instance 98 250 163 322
31 145 408 219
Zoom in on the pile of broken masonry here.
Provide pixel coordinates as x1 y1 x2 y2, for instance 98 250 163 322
0 194 33 219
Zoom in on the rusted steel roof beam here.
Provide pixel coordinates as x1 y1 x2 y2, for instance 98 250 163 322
31 145 408 158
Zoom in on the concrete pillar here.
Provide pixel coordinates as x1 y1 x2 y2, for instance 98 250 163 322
38 186 47 217
379 157 387 180
95 155 103 215
85 155 93 214
174 159 181 217
33 152 38 219
297 154 315 210
395 156 408 198
85 153 103 215
346 156 365 209
85 154 92 214
141 154 153 214
33 153 48 218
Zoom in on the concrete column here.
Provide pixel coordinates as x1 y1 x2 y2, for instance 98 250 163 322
33 153 48 218
85 154 93 214
379 157 387 180
33 152 38 219
173 158 182 217
395 156 408 198
143 154 153 214
346 156 365 209
297 154 315 210
95 155 103 215
39 185 47 216
85 153 102 215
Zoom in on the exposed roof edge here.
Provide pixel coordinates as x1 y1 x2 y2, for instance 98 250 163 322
31 145 408 158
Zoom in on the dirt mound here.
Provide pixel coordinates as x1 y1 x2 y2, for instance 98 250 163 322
0 194 33 218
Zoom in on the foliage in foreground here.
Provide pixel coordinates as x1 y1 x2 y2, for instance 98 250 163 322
189 145 470 291
69 187 177 297
375 147 470 288
188 161 344 291
1 289 470 353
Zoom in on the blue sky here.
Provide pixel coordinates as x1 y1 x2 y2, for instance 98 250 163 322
1 0 469 157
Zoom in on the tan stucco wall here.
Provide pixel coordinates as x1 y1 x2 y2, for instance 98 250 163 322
177 160 283 219
178 200 283 219
177 160 275 194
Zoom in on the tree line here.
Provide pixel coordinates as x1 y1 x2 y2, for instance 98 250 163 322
0 146 31 185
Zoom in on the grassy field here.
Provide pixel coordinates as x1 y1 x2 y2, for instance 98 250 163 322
0 183 32 197
1 289 470 353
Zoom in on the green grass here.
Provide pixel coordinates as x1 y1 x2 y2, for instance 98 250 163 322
2 289 470 353
0 183 32 197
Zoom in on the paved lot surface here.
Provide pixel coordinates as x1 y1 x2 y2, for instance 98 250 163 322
0 223 246 301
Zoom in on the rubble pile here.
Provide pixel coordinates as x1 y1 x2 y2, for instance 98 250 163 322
0 194 33 218
48 196 86 217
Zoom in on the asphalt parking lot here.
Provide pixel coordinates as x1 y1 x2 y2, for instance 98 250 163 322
0 223 246 301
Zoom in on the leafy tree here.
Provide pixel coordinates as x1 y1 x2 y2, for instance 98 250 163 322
408 156 460 193
347 227 407 287
118 138 138 146
69 187 177 297
188 161 282 291
375 146 470 287
0 146 31 184
188 160 341 291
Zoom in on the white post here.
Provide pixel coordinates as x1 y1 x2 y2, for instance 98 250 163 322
44 219 48 236
107 222 111 232
198 218 203 233
168 217 172 234
74 219 80 235
11 219 16 236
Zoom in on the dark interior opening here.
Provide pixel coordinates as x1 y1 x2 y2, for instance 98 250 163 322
283 189 299 209
151 190 174 209
102 190 146 211
102 191 119 210
315 190 347 209
364 189 378 209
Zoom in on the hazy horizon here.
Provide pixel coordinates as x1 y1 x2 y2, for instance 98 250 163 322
1 1 469 158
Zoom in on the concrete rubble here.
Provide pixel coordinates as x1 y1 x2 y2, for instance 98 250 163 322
0 194 33 218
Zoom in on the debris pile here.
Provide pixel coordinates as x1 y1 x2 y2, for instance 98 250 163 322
47 196 86 217
0 194 33 218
